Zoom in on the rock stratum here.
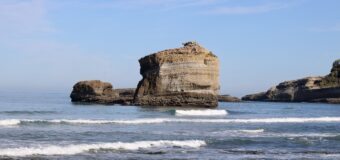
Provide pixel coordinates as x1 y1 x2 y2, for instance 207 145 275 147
242 59 340 103
70 80 135 105
134 42 220 107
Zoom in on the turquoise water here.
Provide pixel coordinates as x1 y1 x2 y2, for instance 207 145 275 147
0 91 340 159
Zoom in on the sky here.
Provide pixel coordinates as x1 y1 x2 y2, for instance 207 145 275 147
0 0 339 97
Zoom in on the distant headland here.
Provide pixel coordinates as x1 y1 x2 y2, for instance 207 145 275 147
243 59 340 103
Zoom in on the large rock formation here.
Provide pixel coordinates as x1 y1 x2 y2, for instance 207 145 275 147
134 41 220 107
242 59 340 103
70 80 135 104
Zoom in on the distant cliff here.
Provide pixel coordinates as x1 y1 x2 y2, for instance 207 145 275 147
134 41 220 107
242 59 340 103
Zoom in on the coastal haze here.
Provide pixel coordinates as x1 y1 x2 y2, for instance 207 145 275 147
0 0 339 96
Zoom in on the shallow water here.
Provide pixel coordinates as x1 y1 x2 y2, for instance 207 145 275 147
0 91 340 159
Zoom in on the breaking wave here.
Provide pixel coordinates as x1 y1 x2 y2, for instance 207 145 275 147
0 140 206 157
239 129 265 133
210 130 340 138
1 117 340 126
175 109 228 116
0 119 21 126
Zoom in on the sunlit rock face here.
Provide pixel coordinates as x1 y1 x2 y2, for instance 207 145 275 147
242 59 340 104
134 42 220 107
319 59 340 88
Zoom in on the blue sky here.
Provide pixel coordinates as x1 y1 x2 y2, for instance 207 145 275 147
0 0 339 96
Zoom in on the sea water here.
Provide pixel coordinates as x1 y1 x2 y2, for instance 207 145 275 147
0 91 340 159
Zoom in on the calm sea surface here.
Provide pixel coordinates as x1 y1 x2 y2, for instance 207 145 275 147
0 91 340 160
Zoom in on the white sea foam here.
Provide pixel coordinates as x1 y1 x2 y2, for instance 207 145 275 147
239 129 265 133
1 117 340 127
0 140 206 157
173 117 340 123
0 119 20 126
210 130 340 138
21 119 168 125
56 119 167 124
175 109 228 116
277 133 340 138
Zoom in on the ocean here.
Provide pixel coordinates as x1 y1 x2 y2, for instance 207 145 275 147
0 91 340 160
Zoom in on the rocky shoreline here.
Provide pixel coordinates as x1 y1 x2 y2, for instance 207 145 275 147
70 80 241 106
242 60 340 103
71 42 226 107
70 42 339 106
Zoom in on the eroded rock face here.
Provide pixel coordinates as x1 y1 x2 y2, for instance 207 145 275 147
134 41 220 107
242 60 340 103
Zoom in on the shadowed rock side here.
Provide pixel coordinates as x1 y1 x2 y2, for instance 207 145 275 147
114 88 136 105
70 80 135 105
242 59 340 103
218 95 241 102
134 41 220 107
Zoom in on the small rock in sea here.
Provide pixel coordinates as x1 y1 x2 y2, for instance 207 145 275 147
70 80 135 105
218 95 241 102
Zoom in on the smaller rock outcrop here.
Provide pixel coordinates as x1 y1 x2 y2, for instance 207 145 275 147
218 95 241 102
242 59 340 103
70 80 135 105
70 80 118 103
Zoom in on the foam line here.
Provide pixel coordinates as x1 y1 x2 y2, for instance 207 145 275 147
1 117 340 126
0 140 206 157
175 109 228 116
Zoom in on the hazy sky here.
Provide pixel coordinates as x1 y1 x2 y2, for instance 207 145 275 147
0 0 339 96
